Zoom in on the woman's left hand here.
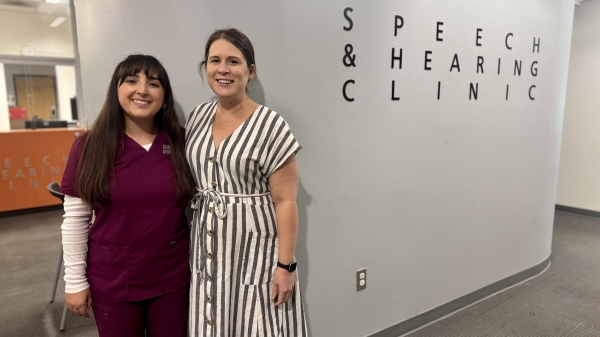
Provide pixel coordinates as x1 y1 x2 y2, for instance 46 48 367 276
271 267 295 306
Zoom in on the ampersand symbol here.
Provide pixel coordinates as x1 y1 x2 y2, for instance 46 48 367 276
343 44 356 67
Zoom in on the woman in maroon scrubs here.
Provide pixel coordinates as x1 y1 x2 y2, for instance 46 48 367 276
60 54 195 336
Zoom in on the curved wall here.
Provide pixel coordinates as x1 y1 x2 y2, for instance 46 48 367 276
74 1 574 335
556 0 600 213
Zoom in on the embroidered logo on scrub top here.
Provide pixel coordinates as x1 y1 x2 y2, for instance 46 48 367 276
163 145 171 154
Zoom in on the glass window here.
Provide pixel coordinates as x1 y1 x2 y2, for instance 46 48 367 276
0 0 74 58
0 0 80 131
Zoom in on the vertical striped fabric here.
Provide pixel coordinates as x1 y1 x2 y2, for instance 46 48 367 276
185 102 307 337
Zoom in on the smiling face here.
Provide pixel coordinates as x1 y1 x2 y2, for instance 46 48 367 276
117 71 165 124
206 38 255 102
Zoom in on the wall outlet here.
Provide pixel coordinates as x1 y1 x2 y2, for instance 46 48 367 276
357 268 367 291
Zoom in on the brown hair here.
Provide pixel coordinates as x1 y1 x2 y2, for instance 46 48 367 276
199 28 256 91
75 54 195 208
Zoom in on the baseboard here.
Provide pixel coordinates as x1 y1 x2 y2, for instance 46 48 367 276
0 205 63 218
368 256 551 337
555 204 600 219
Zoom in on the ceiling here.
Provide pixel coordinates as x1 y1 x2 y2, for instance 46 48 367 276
0 0 592 18
0 0 70 16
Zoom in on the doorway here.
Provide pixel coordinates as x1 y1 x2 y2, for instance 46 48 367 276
14 75 57 120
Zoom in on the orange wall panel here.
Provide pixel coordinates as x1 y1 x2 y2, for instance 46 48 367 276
0 129 83 212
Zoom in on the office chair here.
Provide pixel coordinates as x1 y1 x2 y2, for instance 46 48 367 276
47 182 69 331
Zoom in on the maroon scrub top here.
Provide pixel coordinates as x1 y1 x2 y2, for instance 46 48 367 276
61 130 190 302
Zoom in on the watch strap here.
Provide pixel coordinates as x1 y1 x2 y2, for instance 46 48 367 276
277 261 297 272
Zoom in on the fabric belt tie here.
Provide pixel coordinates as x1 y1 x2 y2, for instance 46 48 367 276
190 188 271 274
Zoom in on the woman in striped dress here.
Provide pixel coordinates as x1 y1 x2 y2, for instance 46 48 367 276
185 28 307 336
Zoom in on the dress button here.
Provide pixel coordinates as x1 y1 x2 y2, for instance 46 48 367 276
207 230 213 236
206 253 212 259
211 181 217 188
209 207 214 213
209 156 215 163
206 275 212 282
207 319 212 326
207 296 212 304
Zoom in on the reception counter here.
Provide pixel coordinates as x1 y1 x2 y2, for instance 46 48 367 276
0 128 83 213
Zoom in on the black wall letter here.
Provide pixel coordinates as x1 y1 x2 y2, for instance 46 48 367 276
437 81 441 100
394 15 404 36
391 48 403 69
531 61 538 76
343 80 355 102
477 56 484 74
343 8 353 31
514 60 522 76
497 58 501 74
505 33 513 50
476 28 483 47
506 84 509 100
469 83 478 100
533 37 540 53
424 51 433 71
436 22 444 41
529 85 536 100
391 80 400 101
450 54 461 72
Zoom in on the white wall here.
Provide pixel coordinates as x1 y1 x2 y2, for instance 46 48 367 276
556 1 600 212
74 1 574 336
0 63 9 131
55 65 76 120
0 10 74 58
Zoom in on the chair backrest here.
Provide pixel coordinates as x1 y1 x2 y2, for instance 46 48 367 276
47 182 65 203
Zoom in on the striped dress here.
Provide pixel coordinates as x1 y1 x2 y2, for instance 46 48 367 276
185 102 307 337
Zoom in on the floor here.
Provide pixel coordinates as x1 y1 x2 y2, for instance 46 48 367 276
0 210 96 337
0 210 599 337
406 212 600 337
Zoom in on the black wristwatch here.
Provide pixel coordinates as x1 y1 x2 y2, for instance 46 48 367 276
277 261 297 272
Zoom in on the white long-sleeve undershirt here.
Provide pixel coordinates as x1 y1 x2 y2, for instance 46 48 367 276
61 143 151 294
61 195 92 293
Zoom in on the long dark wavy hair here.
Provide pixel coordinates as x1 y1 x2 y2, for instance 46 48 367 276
75 54 195 208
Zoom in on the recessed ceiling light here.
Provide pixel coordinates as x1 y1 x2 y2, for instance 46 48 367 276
50 17 66 28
